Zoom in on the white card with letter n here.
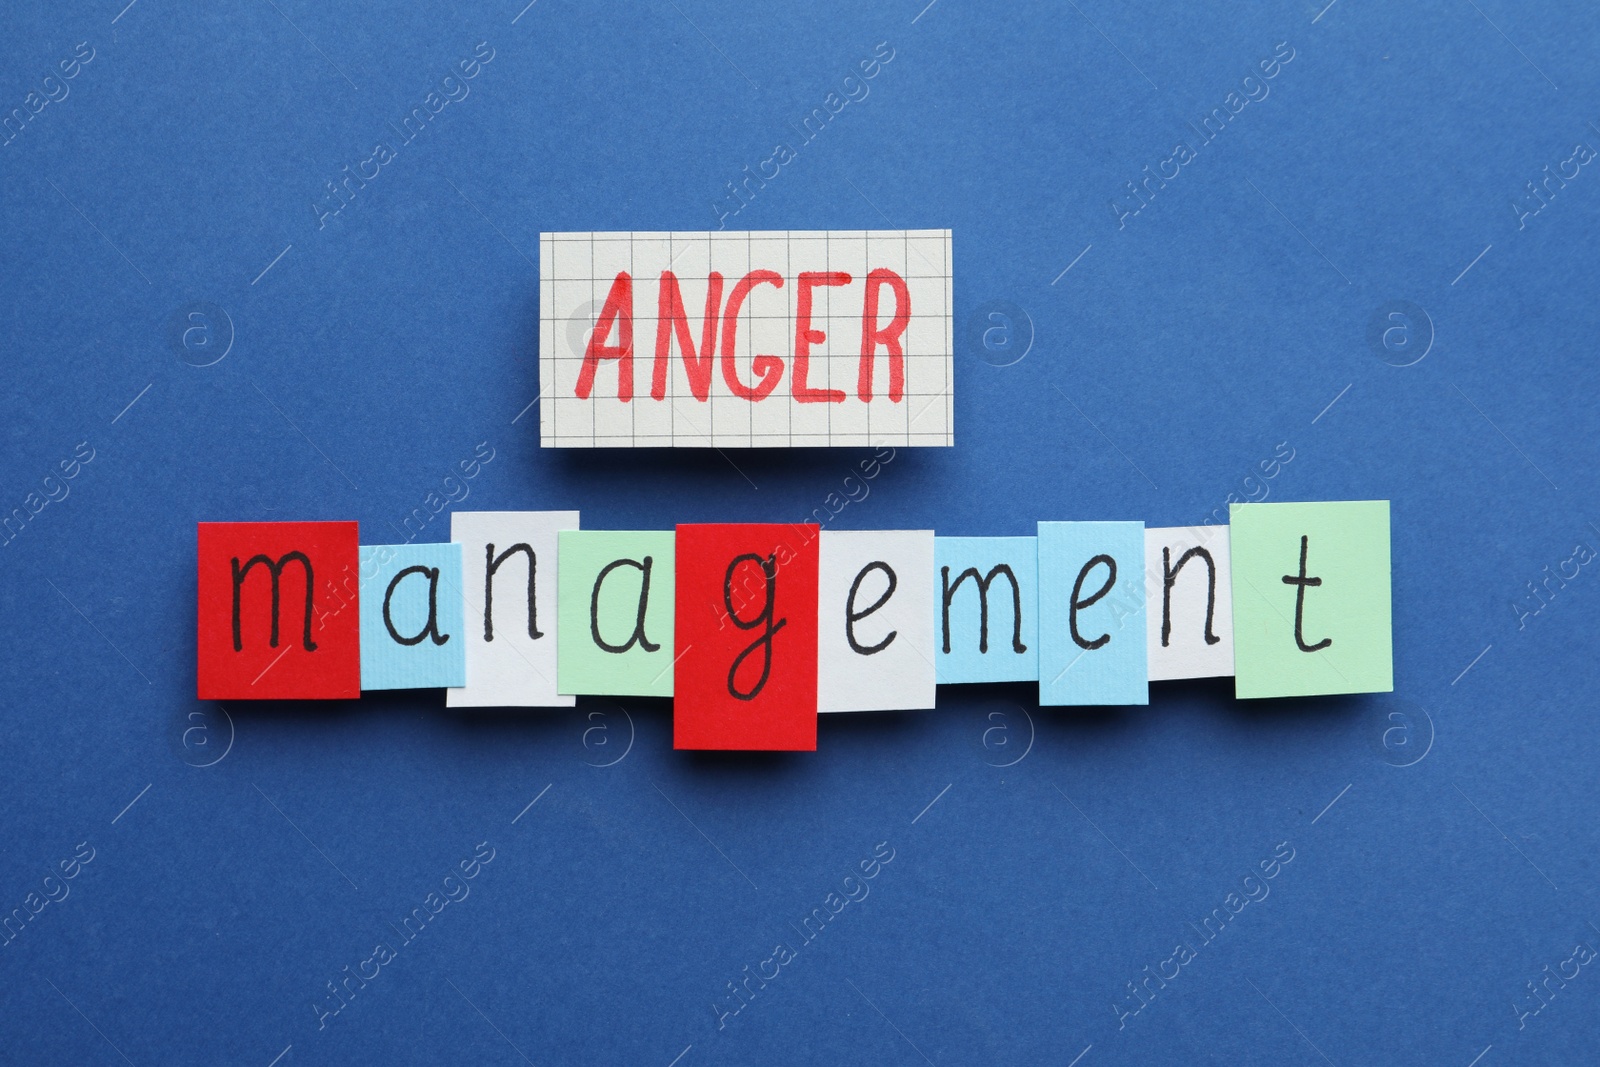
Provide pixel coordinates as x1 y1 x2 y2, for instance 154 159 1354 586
1144 526 1235 681
539 230 953 448
447 510 579 708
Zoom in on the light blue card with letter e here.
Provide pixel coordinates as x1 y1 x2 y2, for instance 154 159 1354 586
1038 521 1147 706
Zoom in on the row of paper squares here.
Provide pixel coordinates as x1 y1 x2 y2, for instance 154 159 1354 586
197 503 1390 737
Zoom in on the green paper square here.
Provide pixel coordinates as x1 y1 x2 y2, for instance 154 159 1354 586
1230 501 1393 699
557 530 676 696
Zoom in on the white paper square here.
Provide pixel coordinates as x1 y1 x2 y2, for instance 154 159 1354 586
447 511 580 707
817 530 936 712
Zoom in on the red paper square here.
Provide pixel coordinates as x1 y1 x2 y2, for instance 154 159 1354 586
674 523 819 751
197 521 361 700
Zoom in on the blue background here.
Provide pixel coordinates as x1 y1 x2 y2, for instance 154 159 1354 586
3 1 1597 1064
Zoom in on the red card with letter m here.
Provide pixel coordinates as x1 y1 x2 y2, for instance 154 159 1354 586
674 523 819 751
197 521 361 700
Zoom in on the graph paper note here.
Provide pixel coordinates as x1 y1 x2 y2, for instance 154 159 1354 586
539 230 954 448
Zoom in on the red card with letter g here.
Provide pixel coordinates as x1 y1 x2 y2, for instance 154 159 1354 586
674 523 819 751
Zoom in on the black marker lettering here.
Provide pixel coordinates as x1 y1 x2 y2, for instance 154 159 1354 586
383 565 448 646
590 556 661 654
724 553 786 701
941 564 1026 654
1281 535 1332 652
845 561 897 655
1069 554 1116 651
484 543 540 642
232 552 317 652
1161 546 1220 648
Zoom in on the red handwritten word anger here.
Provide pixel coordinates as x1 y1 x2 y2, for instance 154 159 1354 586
574 268 911 404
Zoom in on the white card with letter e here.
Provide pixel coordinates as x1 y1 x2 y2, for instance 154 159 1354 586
1144 526 1234 681
817 529 936 712
539 230 953 448
447 511 579 708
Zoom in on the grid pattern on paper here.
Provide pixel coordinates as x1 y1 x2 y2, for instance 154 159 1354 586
538 230 954 448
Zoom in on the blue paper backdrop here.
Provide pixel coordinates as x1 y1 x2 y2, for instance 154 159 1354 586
3 1 1598 1063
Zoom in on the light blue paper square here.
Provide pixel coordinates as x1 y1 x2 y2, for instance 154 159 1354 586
1038 521 1147 706
360 543 467 690
934 537 1038 684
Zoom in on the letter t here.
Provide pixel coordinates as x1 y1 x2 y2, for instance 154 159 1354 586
1281 534 1332 653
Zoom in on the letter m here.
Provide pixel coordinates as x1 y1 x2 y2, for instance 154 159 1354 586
941 564 1027 654
233 552 317 652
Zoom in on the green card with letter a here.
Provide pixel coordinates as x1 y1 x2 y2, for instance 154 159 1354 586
557 530 676 697
1229 501 1393 699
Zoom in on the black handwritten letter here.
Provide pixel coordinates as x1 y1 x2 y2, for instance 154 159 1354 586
941 565 1027 655
845 561 898 655
383 565 448 647
484 543 540 642
1281 535 1332 652
232 552 316 652
1069 554 1116 651
590 556 661 654
724 553 786 700
1161 547 1220 648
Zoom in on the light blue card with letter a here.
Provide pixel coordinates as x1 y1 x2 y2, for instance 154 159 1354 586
1037 521 1147 706
360 543 467 690
934 537 1037 683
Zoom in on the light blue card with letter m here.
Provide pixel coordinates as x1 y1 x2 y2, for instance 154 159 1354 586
934 536 1037 684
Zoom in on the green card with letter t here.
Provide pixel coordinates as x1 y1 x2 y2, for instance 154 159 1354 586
1229 501 1393 699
